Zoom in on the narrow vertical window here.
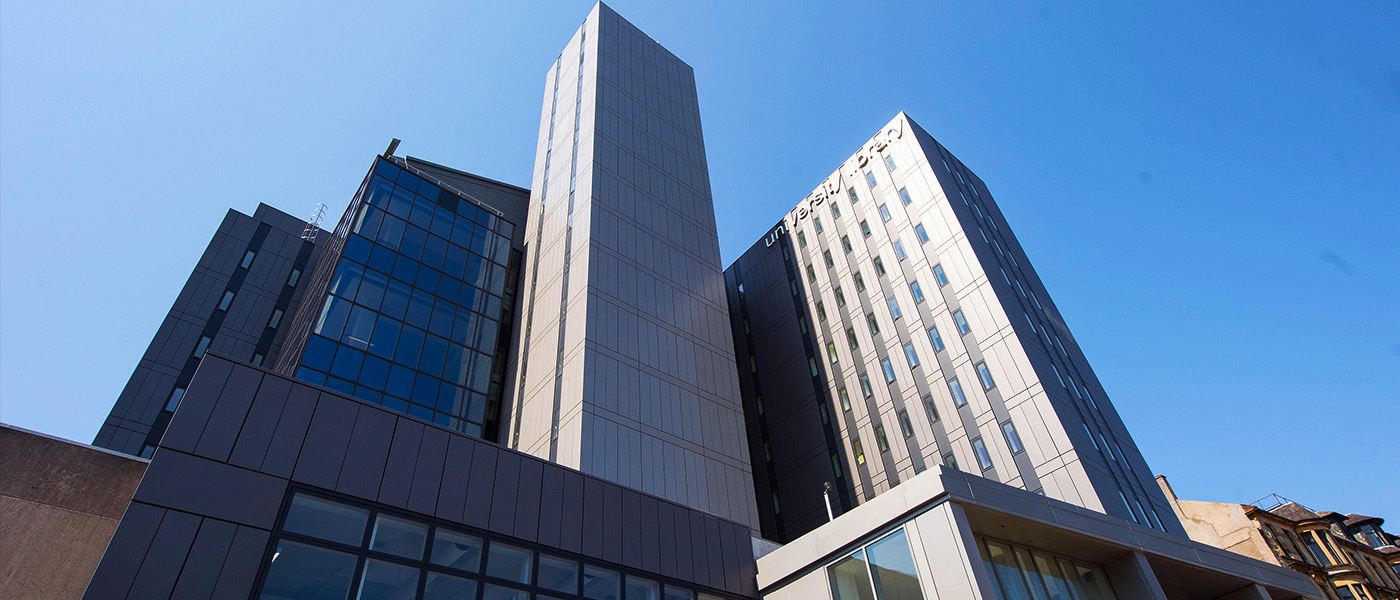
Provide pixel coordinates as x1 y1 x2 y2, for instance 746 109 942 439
932 263 949 287
866 312 880 335
819 402 830 424
971 437 993 470
806 264 817 283
853 439 866 465
831 454 843 478
880 358 895 384
268 308 284 329
859 373 873 398
809 357 819 377
823 250 835 268
909 281 925 304
903 342 919 368
286 268 302 287
790 279 799 296
743 318 751 334
887 297 902 319
193 335 212 358
883 155 897 172
878 204 892 223
975 361 996 390
865 171 878 188
860 220 872 238
952 309 971 334
943 453 958 470
892 240 907 261
827 342 839 364
814 217 824 233
922 394 940 424
846 328 859 351
251 353 264 366
772 492 781 514
847 187 859 203
797 231 807 248
1002 421 1024 454
756 396 765 415
875 425 890 452
750 356 757 373
841 235 852 254
834 287 846 307
218 290 235 311
240 250 256 269
915 223 929 244
897 187 912 205
927 326 945 351
816 301 827 322
165 387 186 411
854 272 866 292
831 203 842 219
897 411 915 439
948 377 967 407
839 388 852 411
872 257 885 276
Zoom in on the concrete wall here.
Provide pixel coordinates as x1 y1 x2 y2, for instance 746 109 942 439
0 424 147 600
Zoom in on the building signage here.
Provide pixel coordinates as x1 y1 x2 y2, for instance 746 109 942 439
766 117 905 248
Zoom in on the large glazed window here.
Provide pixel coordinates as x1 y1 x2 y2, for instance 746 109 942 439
826 529 924 600
976 537 1117 600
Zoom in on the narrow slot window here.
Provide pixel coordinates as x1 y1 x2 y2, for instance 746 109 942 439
218 290 235 311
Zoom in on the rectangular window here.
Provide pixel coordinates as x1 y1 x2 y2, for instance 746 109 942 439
910 281 925 304
268 308 284 329
859 373 874 398
878 204 892 222
816 301 827 322
927 326 944 351
853 439 866 465
932 263 949 287
820 402 830 425
194 335 212 358
898 411 915 439
251 353 264 366
914 224 929 244
884 154 897 172
880 358 896 384
835 287 846 307
948 377 967 407
866 312 880 335
841 235 853 254
287 268 302 288
828 342 839 364
872 257 885 276
975 361 996 390
831 453 842 478
165 387 186 411
1002 421 1025 454
971 437 993 470
854 271 866 292
757 396 765 416
218 290 235 311
860 220 872 238
847 187 860 203
923 394 940 424
814 217 824 233
887 297 902 319
806 264 817 283
790 280 799 296
840 388 852 411
943 453 958 470
831 203 842 219
953 309 971 334
903 342 920 368
240 250 256 269
847 328 859 351
897 187 912 205
893 240 907 261
797 231 807 248
865 171 878 188
824 250 835 268
743 318 751 334
809 357 819 377
875 425 890 452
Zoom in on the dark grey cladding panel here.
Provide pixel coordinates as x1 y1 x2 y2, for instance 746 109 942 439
227 375 293 470
291 390 358 489
689 511 712 590
259 383 319 478
537 463 565 549
336 405 396 499
671 503 695 583
512 457 543 543
461 441 498 530
379 419 423 508
432 434 471 521
582 477 605 558
490 451 522 535
558 466 586 555
84 502 166 598
168 517 237 598
602 484 625 565
656 499 678 579
194 363 264 461
621 490 643 569
161 357 234 453
133 449 285 529
126 508 202 599
210 525 270 600
638 495 661 574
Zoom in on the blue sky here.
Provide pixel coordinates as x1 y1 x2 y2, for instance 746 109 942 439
2 1 1396 517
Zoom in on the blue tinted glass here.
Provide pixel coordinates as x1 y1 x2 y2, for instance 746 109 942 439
451 216 474 248
369 317 401 359
405 290 433 329
325 377 355 394
493 236 512 264
314 296 352 340
409 194 435 229
436 277 461 306
413 375 440 408
464 392 486 423
302 335 338 372
260 540 357 599
474 318 498 353
353 204 384 238
429 300 454 338
417 178 440 199
443 245 468 279
386 364 416 399
420 335 449 378
359 355 391 390
443 344 466 385
408 403 433 421
369 243 397 274
455 200 479 224
358 269 389 310
381 279 412 321
365 176 395 207
458 286 478 314
382 396 409 413
386 187 415 219
468 225 489 256
453 308 478 343
392 256 419 286
949 378 967 406
330 262 364 300
485 263 506 296
476 210 497 230
467 352 492 393
353 387 383 404
296 367 327 386
396 326 425 369
417 269 442 300
483 293 501 317
397 171 422 194
343 306 376 350
400 226 427 261
344 235 374 265
431 208 454 239
330 346 365 381
866 530 923 600
375 159 402 182
495 219 514 240
423 236 448 271
378 215 406 250
437 384 461 413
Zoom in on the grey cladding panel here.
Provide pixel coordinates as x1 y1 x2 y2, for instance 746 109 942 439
169 518 238 599
513 457 544 543
209 525 270 600
559 468 586 555
126 508 202 599
291 392 358 489
259 383 319 478
336 405 396 499
379 419 425 509
227 375 294 470
432 433 472 522
133 449 285 529
490 451 522 536
621 491 643 569
194 366 264 462
83 502 166 599
537 464 565 549
461 442 498 530
161 358 234 453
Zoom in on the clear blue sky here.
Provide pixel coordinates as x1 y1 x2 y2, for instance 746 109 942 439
3 2 1396 518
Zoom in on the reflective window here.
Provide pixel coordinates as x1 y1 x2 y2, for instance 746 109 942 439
971 438 993 470
943 453 958 470
483 584 531 600
832 203 843 219
1002 422 1025 454
582 567 619 600
922 395 939 425
841 235 853 254
287 268 302 287
537 555 577 594
866 530 924 600
840 388 852 411
664 586 693 600
909 281 924 304
897 188 912 206
815 218 825 234
828 342 839 364
370 514 428 560
865 171 878 188
241 250 257 269
897 411 915 439
797 231 807 247
430 529 483 572
926 326 944 352
977 538 1117 600
903 343 919 369
359 559 420 600
878 204 892 223
424 573 477 600
859 374 874 398
847 327 859 351
975 361 996 390
259 540 357 600
887 297 901 319
847 187 860 204
269 308 284 329
952 310 971 335
807 264 817 283
932 264 948 287
860 221 872 238
219 290 235 311
194 335 212 358
866 313 879 335
874 425 890 453
914 224 929 244
880 358 896 384
948 377 968 407
283 493 370 547
824 250 835 268
835 287 846 307
884 155 897 172
165 387 185 412
626 577 659 600
853 439 866 465
829 549 876 600
816 302 827 322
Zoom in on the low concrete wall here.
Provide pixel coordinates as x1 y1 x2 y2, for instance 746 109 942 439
1 424 147 600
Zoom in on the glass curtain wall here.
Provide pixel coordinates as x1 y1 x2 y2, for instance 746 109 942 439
827 529 924 600
974 537 1116 600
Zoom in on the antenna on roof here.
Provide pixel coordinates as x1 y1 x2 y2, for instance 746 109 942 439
301 203 328 242
385 138 401 157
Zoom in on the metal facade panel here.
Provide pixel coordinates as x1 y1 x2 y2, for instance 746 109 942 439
168 518 238 598
259 383 319 478
227 375 293 470
379 418 425 508
336 405 396 499
291 392 358 489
